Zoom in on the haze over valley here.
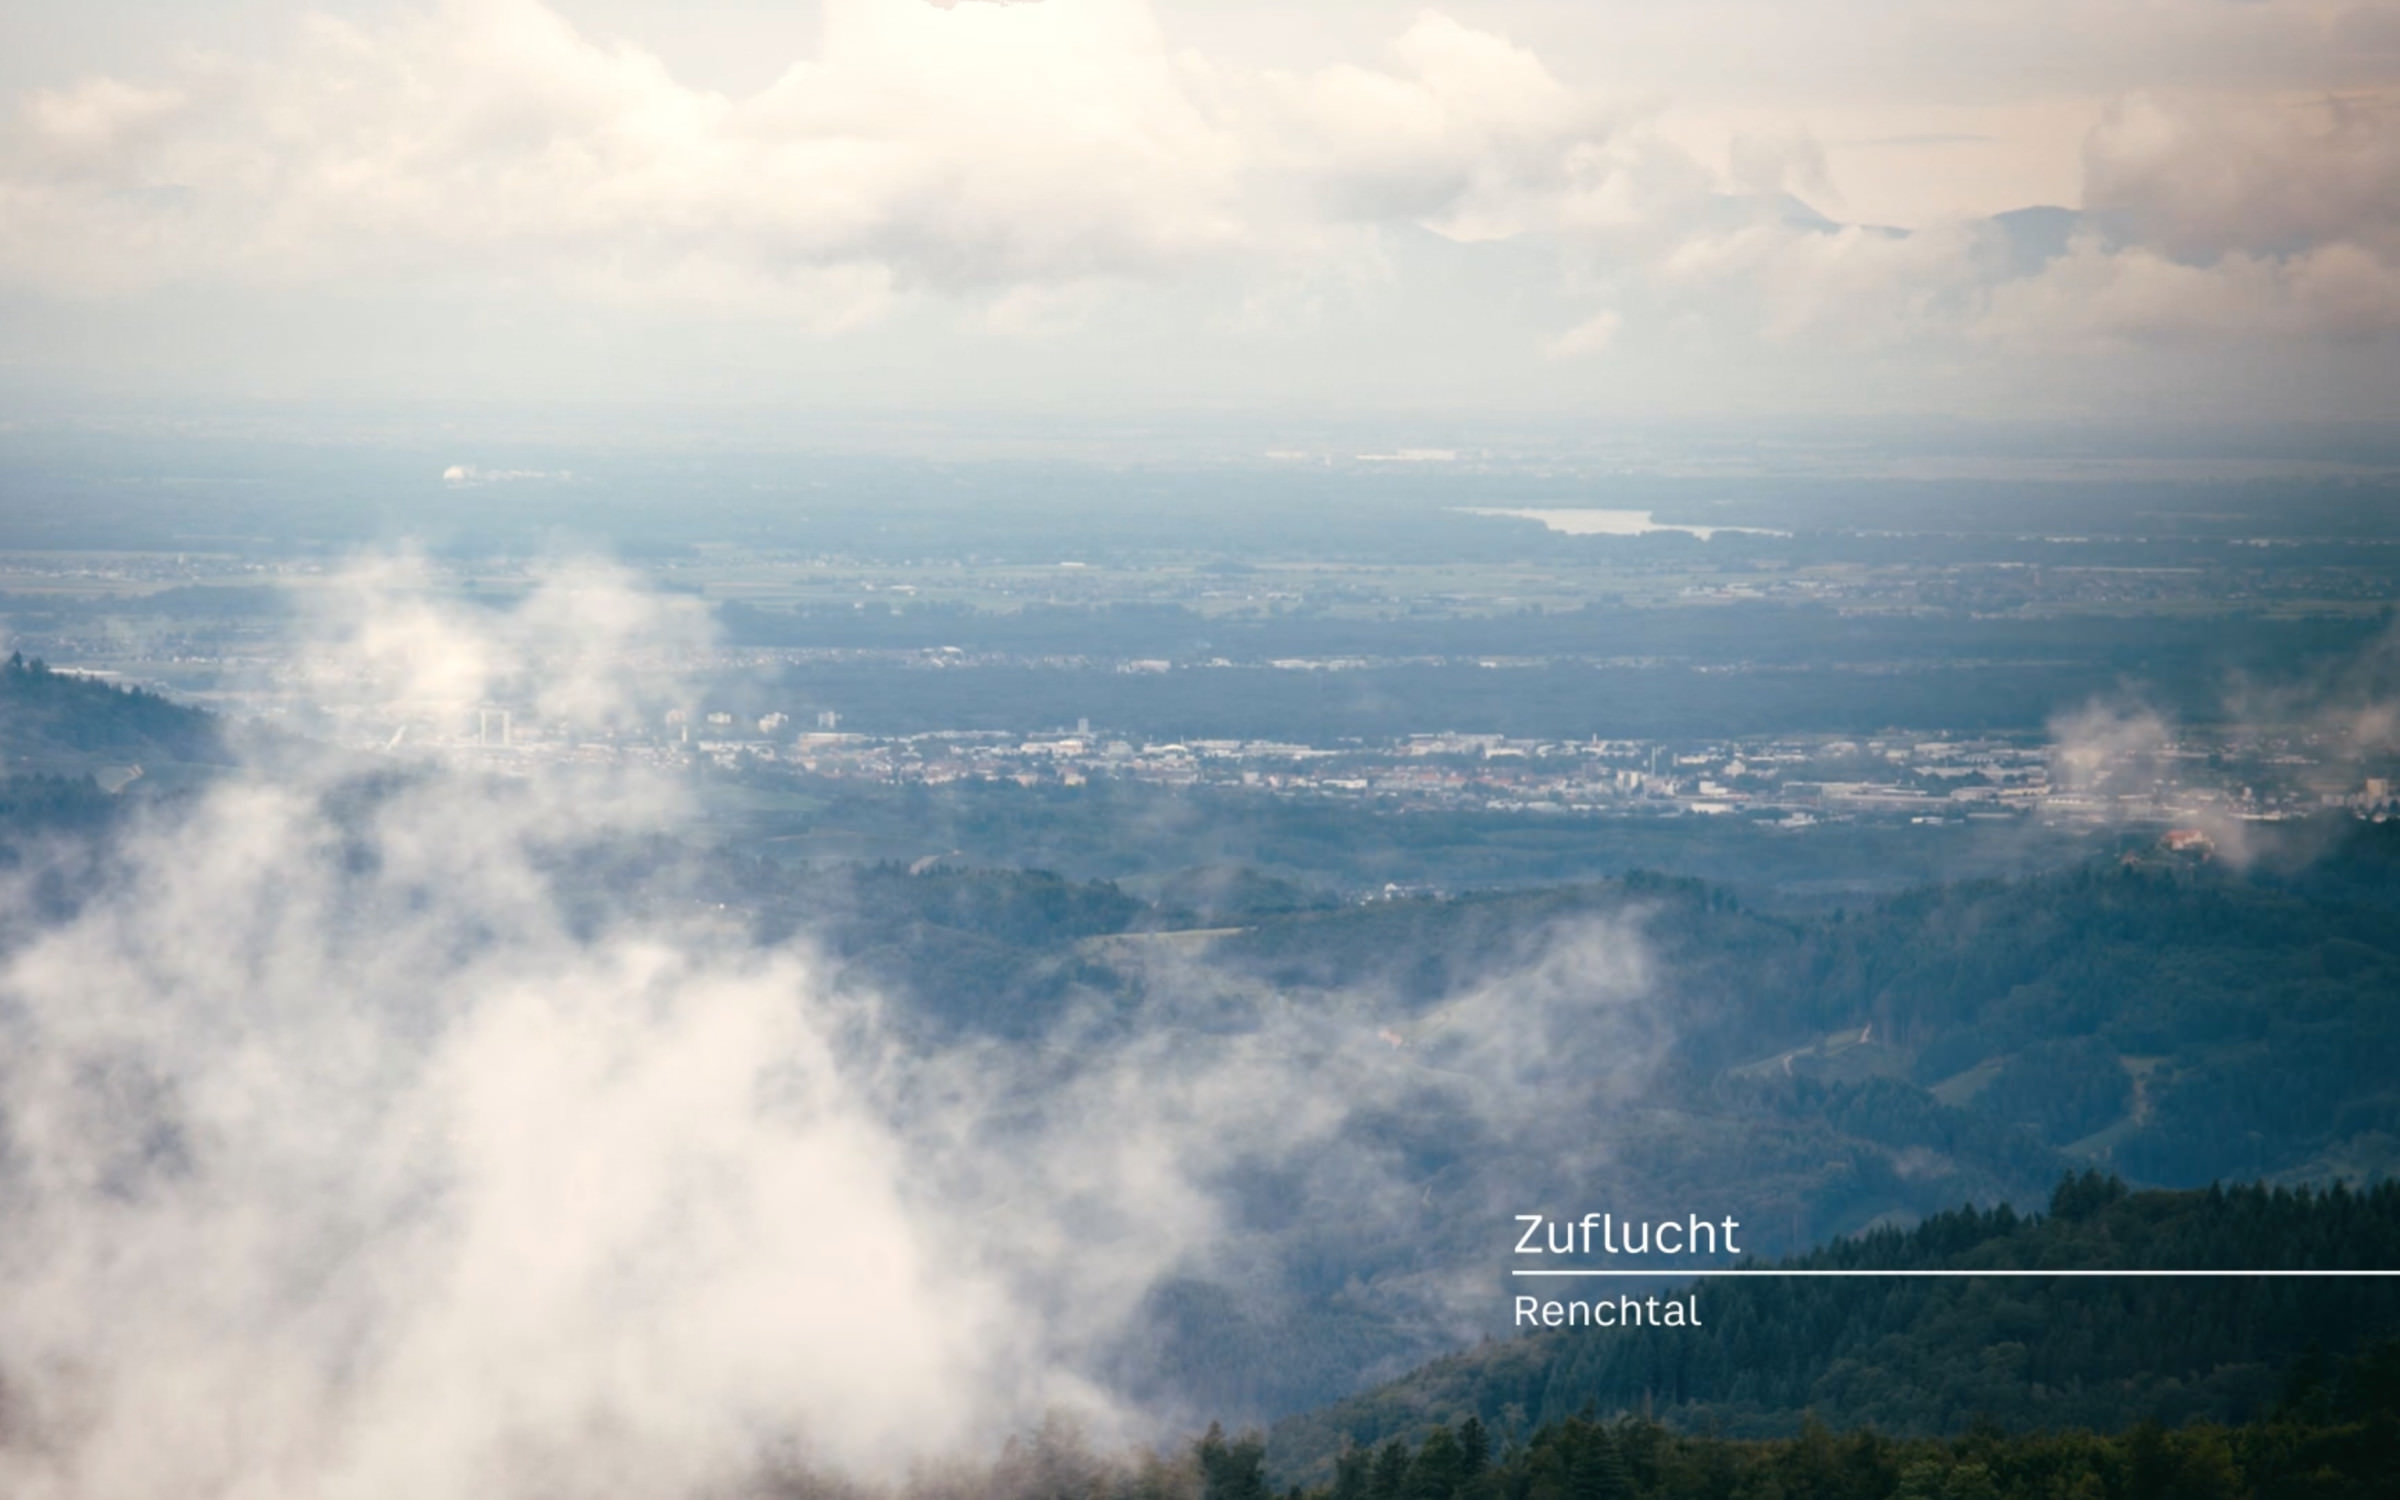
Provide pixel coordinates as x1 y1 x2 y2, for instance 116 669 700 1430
3 2 2399 1497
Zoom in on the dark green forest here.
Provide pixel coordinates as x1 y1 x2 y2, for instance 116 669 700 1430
695 832 2400 1181
1203 844 2400 1192
0 650 224 770
815 1364 2400 1500
1267 1177 2400 1480
853 1321 2400 1500
1239 1393 2400 1500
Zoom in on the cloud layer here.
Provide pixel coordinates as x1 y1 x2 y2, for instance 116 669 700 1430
0 558 1674 1496
0 569 1015 1496
0 0 2394 414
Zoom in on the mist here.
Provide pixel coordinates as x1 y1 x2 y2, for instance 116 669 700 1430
0 559 1670 1497
2044 613 2400 865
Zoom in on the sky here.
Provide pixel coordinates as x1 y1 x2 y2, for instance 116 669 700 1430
0 0 2396 431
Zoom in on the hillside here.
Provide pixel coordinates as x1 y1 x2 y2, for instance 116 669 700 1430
1213 844 2400 1192
0 652 224 773
1266 1176 2400 1481
699 841 2400 1210
647 843 2400 1422
1253 1379 2400 1500
7 720 2395 1430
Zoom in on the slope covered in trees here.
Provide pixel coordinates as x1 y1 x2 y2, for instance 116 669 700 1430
655 837 2400 1420
1214 842 2400 1190
1254 1392 2400 1500
791 1333 2400 1500
0 651 223 771
1267 1177 2400 1479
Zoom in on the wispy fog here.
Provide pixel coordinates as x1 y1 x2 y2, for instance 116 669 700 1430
2046 614 2400 864
0 560 1668 1497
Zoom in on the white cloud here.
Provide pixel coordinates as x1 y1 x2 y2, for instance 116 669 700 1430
2048 697 2174 794
0 553 1681 1494
0 0 1250 306
1654 220 1987 346
0 568 1028 1496
0 1 1689 306
0 0 2394 411
1545 306 1621 357
1727 126 1836 207
1982 235 2400 347
1249 12 1628 240
2084 91 2400 261
1631 90 2400 356
1945 92 2400 346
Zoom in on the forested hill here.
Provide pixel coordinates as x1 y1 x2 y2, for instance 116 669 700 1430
0 652 223 771
1266 1176 2400 1479
1212 842 2400 1192
1241 1374 2400 1500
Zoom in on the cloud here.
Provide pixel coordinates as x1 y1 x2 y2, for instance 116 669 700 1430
2047 697 2175 797
1623 93 2400 361
0 780 1005 1492
0 0 1240 310
1982 234 2400 344
0 0 2393 409
1643 217 1989 349
0 1 1667 308
2083 92 2400 261
0 1 1838 315
1728 127 1836 208
1968 92 2400 345
1242 12 1634 244
286 554 714 735
2224 613 2400 756
1545 307 1622 358
0 1 1192 303
1842 134 1998 150
2043 617 2400 865
0 565 1045 1495
2040 695 2290 864
0 554 1679 1493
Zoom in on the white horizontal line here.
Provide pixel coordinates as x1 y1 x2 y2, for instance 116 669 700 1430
1511 1268 2400 1278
